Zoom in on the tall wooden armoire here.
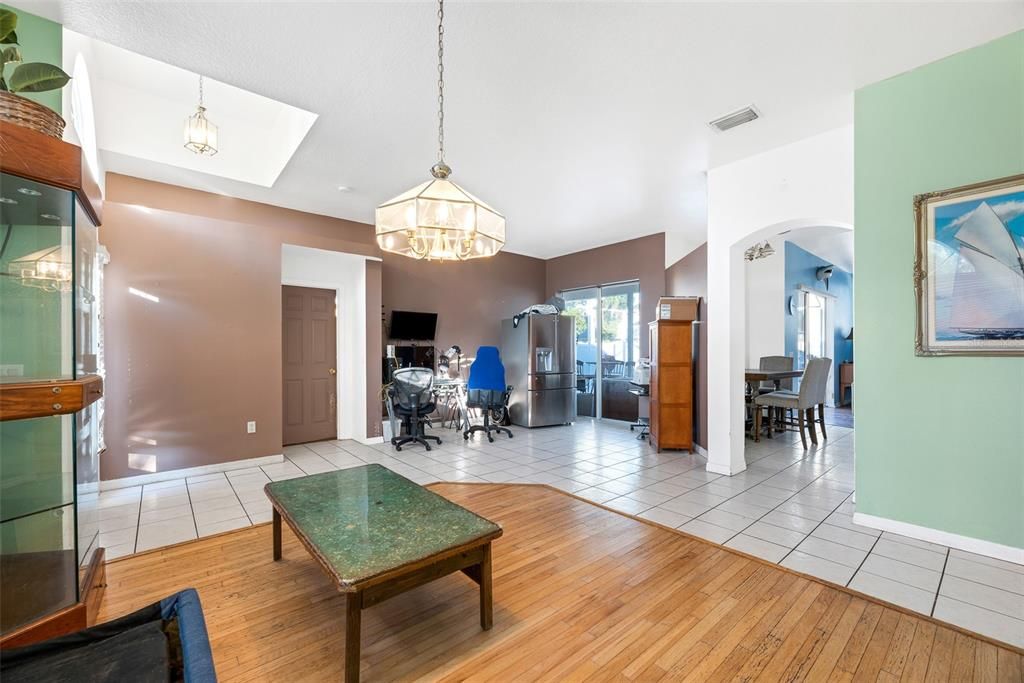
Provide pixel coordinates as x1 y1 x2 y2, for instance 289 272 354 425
649 314 695 453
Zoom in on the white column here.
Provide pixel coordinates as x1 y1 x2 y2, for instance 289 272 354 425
706 239 748 475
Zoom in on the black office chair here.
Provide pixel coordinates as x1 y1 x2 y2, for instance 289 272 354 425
388 367 442 451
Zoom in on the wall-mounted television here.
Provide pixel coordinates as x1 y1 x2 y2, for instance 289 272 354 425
389 310 438 341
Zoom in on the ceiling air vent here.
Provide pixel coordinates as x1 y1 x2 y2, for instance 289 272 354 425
708 105 760 133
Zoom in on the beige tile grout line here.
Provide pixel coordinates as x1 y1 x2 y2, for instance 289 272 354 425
183 477 200 539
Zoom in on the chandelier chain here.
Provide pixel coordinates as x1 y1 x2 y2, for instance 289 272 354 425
437 0 445 163
198 75 205 108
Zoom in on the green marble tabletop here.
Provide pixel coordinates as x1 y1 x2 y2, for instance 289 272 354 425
264 464 501 589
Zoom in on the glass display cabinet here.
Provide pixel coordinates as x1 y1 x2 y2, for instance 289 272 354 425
0 124 105 647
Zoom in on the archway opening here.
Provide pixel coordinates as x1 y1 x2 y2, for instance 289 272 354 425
739 223 854 469
707 218 853 476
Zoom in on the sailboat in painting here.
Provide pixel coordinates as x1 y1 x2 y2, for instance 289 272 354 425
947 202 1024 340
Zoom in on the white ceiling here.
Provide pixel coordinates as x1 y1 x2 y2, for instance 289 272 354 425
785 227 855 274
63 30 317 188
21 1 1024 259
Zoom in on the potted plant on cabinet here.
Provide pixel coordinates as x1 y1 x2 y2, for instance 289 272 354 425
0 8 71 138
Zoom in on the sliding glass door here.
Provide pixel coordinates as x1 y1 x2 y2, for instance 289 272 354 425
802 290 827 364
599 282 641 421
561 281 640 421
563 288 599 418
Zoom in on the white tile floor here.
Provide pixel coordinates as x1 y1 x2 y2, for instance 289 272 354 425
84 418 1024 648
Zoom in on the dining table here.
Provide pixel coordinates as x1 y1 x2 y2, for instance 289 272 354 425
744 368 803 393
433 377 468 430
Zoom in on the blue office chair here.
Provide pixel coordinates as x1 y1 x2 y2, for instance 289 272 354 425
464 346 513 443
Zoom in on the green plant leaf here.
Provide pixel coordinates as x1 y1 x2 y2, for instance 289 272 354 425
0 10 17 44
1 45 22 65
9 62 70 93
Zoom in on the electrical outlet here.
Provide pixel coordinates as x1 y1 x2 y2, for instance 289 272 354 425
246 421 257 434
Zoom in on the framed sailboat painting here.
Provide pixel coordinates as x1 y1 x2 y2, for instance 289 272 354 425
914 173 1024 356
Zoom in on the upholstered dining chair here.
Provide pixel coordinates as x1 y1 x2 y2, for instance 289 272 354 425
753 357 832 449
758 355 794 393
756 355 795 430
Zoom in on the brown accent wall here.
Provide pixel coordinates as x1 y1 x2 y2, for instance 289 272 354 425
102 174 381 480
544 233 665 356
665 242 708 449
381 252 546 358
101 172 693 479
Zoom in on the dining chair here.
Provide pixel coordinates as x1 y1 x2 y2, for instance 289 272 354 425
602 360 626 377
757 355 795 430
753 357 832 449
807 355 832 443
758 355 794 393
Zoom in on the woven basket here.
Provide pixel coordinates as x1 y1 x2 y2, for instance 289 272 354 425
0 91 66 139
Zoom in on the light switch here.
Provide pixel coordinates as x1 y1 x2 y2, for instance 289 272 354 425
247 421 257 434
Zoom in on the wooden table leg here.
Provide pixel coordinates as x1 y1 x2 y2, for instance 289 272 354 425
272 508 282 561
479 542 493 631
345 592 362 683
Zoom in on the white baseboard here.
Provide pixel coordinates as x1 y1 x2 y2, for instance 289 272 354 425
853 512 1024 566
706 461 744 476
359 436 385 445
99 453 284 491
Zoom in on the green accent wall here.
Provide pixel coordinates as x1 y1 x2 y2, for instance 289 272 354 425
0 3 62 114
854 31 1024 549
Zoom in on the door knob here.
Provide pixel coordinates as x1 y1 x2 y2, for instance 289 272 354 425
328 368 337 376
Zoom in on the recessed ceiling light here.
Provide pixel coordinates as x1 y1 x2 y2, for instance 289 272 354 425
17 188 42 197
40 214 62 221
337 185 351 192
0 197 16 205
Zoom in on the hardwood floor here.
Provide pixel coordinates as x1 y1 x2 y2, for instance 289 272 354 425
98 484 1022 681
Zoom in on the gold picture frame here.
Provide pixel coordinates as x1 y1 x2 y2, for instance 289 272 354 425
913 173 1024 356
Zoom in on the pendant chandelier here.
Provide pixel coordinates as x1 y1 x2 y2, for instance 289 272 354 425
375 0 505 261
184 75 218 156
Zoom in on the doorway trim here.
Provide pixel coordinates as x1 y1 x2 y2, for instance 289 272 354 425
281 244 378 442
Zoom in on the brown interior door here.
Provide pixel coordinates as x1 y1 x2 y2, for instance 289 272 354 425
282 285 337 445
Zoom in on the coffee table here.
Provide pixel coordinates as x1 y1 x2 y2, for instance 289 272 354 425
264 464 502 682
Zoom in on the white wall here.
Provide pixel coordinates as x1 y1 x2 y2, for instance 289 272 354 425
744 254 786 368
706 125 854 474
63 32 105 196
281 244 379 442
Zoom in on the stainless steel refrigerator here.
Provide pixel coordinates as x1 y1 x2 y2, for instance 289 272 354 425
501 314 576 427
